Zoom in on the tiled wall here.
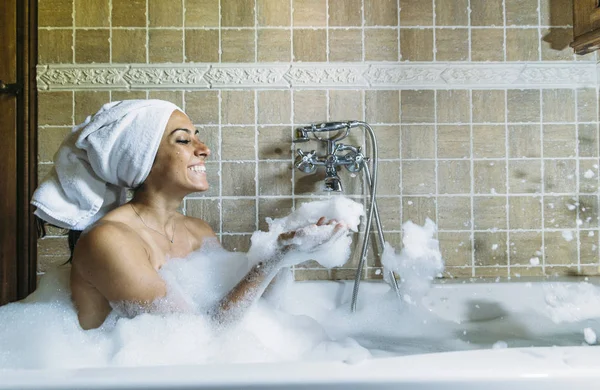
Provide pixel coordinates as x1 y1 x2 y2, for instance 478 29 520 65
37 0 600 281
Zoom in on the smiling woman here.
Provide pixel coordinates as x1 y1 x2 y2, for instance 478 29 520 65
31 99 346 330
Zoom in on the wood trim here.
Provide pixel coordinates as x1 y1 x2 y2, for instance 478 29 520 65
571 27 600 54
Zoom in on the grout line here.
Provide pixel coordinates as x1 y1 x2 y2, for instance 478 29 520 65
504 89 511 275
255 90 259 232
539 89 546 274
182 0 186 63
218 90 223 238
574 88 581 272
432 0 436 62
108 0 112 63
218 0 222 62
72 0 76 63
467 0 472 62
502 0 507 62
537 0 542 62
468 90 476 275
146 0 149 63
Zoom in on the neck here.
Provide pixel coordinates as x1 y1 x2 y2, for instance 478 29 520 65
130 187 183 226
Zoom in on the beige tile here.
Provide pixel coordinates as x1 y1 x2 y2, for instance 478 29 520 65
544 159 576 193
222 0 255 27
293 29 327 61
38 127 71 162
401 125 434 159
365 28 399 61
372 125 400 159
258 162 293 195
294 172 329 195
186 198 220 226
400 28 434 61
544 231 577 265
366 90 399 124
294 268 332 281
435 0 468 26
544 266 579 277
473 125 506 158
74 91 110 123
330 268 361 280
540 0 572 26
222 162 256 196
541 28 574 61
293 0 327 26
329 0 362 26
185 91 219 124
402 161 436 195
579 160 599 193
222 29 255 62
577 89 598 123
578 124 599 158
472 90 505 123
437 125 470 158
505 0 539 25
185 0 220 27
329 90 363 121
471 29 505 61
39 29 73 64
149 0 182 26
221 126 255 160
508 160 542 193
365 0 398 26
509 231 543 266
111 91 146 101
40 0 73 27
435 29 469 61
258 90 291 124
401 90 435 123
543 125 576 158
75 0 108 27
75 29 109 63
443 266 473 278
437 90 469 124
580 229 600 263
293 90 327 123
257 29 292 62
470 0 503 26
112 29 146 63
149 29 183 63
258 0 291 26
437 197 471 230
376 161 401 195
400 0 432 26
185 30 219 62
509 125 541 158
371 197 401 231
258 198 294 231
475 267 509 278
222 199 257 233
37 163 54 184
506 29 540 61
544 196 578 228
258 126 293 160
402 196 436 225
329 29 363 62
542 90 575 122
438 161 470 194
112 0 146 27
474 197 507 230
507 90 540 123
509 196 542 229
221 234 252 252
474 232 508 266
39 91 73 126
38 256 71 273
474 160 506 194
438 232 472 267
221 91 255 125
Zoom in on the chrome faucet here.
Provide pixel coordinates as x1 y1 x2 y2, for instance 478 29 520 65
293 121 366 192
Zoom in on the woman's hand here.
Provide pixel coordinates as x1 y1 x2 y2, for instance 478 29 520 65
276 217 348 252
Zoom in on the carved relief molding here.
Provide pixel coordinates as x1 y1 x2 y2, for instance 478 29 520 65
37 62 599 90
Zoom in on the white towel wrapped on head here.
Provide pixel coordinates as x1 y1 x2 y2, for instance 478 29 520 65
31 99 182 230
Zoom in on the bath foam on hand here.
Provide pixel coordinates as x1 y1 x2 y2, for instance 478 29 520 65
247 196 365 269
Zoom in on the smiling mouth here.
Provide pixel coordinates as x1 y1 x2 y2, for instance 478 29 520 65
188 165 206 173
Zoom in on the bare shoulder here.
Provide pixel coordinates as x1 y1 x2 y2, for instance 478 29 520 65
182 215 217 239
73 220 148 273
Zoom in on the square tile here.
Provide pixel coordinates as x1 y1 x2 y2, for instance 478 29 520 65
373 126 400 159
365 28 399 61
293 90 327 124
221 91 255 125
258 29 292 62
509 196 542 229
185 30 219 62
402 196 436 225
509 125 541 158
148 29 183 63
437 197 471 230
474 232 508 266
508 160 542 193
376 161 401 195
221 162 256 196
112 29 146 63
542 89 575 122
258 162 293 195
505 0 539 25
185 91 219 124
402 161 436 195
221 234 253 252
577 89 598 123
544 231 577 265
437 125 470 158
365 0 398 26
401 90 435 123
258 198 294 231
40 0 73 27
472 90 506 123
258 126 293 160
471 28 505 61
401 125 435 159
329 29 363 61
474 197 507 230
222 199 257 233
38 127 72 162
578 124 599 158
579 160 599 193
186 198 220 226
329 90 364 121
473 125 506 158
221 126 256 160
399 0 433 25
112 0 146 27
185 0 220 27
435 28 469 61
470 0 503 26
439 232 472 267
506 29 540 61
75 29 109 63
38 91 73 126
544 159 577 194
366 90 399 124
221 29 256 62
543 125 576 158
39 29 73 63
507 90 540 123
509 231 543 266
258 90 291 124
75 0 108 27
329 0 362 26
74 91 110 123
293 0 327 26
435 0 468 26
438 160 471 194
400 28 434 61
149 0 182 26
293 29 327 61
437 90 469 124
544 196 578 229
474 160 506 194
541 28 574 61
221 0 255 27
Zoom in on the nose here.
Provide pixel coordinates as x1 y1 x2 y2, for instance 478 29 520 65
194 141 210 158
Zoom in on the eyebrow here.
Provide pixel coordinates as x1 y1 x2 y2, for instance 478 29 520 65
170 128 196 135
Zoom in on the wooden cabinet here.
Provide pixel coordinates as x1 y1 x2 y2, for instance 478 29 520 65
572 0 600 54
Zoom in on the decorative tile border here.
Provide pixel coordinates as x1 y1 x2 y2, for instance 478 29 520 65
37 62 599 90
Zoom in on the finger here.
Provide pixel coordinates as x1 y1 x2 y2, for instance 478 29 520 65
278 231 296 241
316 216 326 226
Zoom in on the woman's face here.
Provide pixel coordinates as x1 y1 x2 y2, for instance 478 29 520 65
147 110 210 194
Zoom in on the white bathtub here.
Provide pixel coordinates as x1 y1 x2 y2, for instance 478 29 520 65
3 278 600 389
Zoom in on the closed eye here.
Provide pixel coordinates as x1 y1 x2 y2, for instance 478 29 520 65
176 140 191 144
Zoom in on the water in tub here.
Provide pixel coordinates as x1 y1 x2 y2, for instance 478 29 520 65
1 196 600 369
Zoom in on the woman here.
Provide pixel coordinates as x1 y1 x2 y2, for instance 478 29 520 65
32 100 345 330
